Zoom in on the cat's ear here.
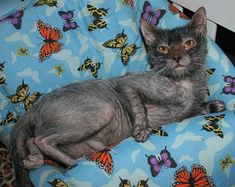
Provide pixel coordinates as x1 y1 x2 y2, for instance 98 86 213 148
189 7 207 36
140 19 158 46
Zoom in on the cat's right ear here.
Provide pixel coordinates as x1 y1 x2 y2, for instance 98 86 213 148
189 7 207 36
140 19 158 46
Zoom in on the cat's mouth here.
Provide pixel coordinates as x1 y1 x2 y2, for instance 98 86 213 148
170 56 190 71
174 64 187 70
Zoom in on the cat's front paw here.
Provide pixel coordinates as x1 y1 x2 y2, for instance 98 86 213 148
202 100 226 114
133 126 151 142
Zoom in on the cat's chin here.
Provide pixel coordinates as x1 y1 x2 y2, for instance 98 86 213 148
169 67 190 79
153 64 192 79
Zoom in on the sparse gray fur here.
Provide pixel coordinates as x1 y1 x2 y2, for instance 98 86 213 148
9 7 225 187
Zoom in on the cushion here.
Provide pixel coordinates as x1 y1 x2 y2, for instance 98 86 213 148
0 0 235 186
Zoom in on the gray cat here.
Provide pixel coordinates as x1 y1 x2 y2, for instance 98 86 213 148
10 7 224 187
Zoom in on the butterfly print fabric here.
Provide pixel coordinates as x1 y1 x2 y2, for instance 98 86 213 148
87 146 114 175
7 80 42 111
172 164 215 187
33 0 58 8
53 64 64 77
103 30 138 66
151 127 168 136
77 57 101 78
0 10 24 30
219 154 234 171
48 178 69 187
146 147 177 177
141 1 166 25
168 3 189 20
87 4 108 31
122 0 134 8
119 177 149 187
0 112 18 126
0 0 235 187
0 62 6 85
58 10 78 32
202 114 225 138
222 75 235 95
17 47 29 56
36 20 63 63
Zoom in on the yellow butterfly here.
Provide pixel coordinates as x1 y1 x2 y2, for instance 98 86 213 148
48 178 69 187
219 154 233 171
0 61 5 72
17 47 29 56
119 177 149 187
152 126 168 136
103 30 138 66
202 114 225 138
33 0 58 7
119 177 131 187
0 111 18 126
53 64 64 77
78 58 93 71
87 4 108 31
205 68 216 96
0 76 7 85
206 68 215 78
8 80 42 111
78 57 102 78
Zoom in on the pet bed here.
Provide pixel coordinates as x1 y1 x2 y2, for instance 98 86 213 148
0 0 235 186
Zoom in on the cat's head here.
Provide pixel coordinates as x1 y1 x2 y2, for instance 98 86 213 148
140 7 207 79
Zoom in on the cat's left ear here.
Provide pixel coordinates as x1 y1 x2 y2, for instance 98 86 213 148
140 18 158 46
189 7 207 36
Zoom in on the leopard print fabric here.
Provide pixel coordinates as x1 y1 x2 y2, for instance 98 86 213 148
0 141 15 187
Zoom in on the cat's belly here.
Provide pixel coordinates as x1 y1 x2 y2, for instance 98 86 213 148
60 108 133 159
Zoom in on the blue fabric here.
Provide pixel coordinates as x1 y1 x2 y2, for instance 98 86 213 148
0 0 235 186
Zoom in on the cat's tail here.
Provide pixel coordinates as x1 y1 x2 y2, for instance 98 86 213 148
9 112 36 187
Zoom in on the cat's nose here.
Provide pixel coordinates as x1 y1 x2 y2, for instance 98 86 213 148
173 56 182 63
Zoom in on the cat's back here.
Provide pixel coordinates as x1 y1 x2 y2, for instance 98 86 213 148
31 77 130 115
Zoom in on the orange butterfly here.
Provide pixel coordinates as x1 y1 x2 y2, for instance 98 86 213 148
88 145 114 175
36 20 63 63
43 155 61 166
169 3 189 20
172 164 215 187
44 159 60 166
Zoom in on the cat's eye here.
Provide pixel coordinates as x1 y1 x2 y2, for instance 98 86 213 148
158 46 169 54
184 40 195 49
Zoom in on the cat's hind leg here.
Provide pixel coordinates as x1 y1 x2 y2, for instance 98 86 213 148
33 136 77 166
22 138 44 169
201 100 226 114
32 102 115 166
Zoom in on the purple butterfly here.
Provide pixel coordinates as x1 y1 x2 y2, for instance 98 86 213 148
0 10 24 30
141 1 165 25
58 10 78 32
146 146 177 177
222 75 235 95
